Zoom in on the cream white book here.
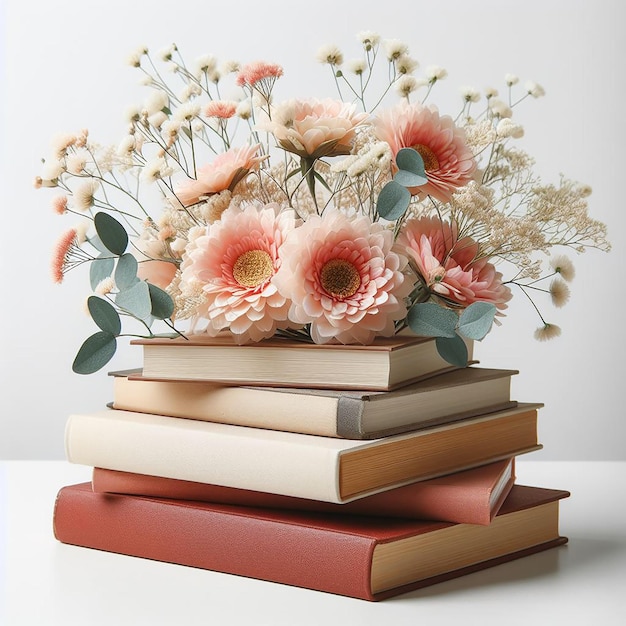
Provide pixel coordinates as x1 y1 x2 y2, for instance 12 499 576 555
65 405 542 504
130 333 474 391
110 367 518 439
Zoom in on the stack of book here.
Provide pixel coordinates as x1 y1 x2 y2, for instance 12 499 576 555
54 334 569 601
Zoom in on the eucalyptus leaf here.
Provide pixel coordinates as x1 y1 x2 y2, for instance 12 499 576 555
72 331 117 374
458 302 497 341
376 180 411 220
94 212 128 256
435 334 469 368
394 169 428 188
89 255 115 291
115 253 139 290
87 296 121 335
148 282 175 320
87 234 109 255
116 280 151 320
396 147 426 177
407 302 458 338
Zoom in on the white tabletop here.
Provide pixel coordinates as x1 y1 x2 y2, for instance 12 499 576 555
1 460 625 625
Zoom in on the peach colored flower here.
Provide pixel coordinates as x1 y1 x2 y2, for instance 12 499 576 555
273 210 412 344
375 102 477 202
262 98 369 159
51 229 79 283
175 144 266 206
137 260 177 290
180 203 300 343
204 100 237 119
395 216 512 310
236 61 284 88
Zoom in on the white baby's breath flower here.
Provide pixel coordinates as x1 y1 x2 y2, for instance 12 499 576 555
74 220 90 244
461 86 480 103
148 111 168 129
396 75 419 97
179 83 202 102
496 118 524 138
347 58 367 75
73 179 99 212
196 54 217 74
550 255 575 282
505 73 519 86
41 158 65 181
159 44 177 62
173 102 201 122
357 31 380 48
534 323 561 341
576 184 593 198
316 44 343 66
489 98 513 118
395 54 418 75
347 156 370 177
383 39 409 61
66 150 89 175
51 133 77 158
525 80 546 98
127 45 148 68
95 277 115 295
221 60 240 74
124 105 141 123
117 135 136 155
142 157 172 182
236 99 252 120
161 120 182 142
549 278 570 308
144 90 169 115
484 86 499 99
426 65 448 82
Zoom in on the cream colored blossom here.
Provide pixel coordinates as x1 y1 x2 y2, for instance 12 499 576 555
526 81 546 98
383 39 409 61
534 323 561 341
426 65 448 82
505 73 519 86
496 118 524 139
316 44 343 66
549 278 570 307
73 180 99 212
357 31 380 48
461 86 480 103
550 255 575 281
347 59 367 75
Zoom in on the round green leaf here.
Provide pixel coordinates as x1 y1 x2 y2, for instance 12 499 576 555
435 334 469 368
376 180 411 220
115 253 139 290
394 148 428 188
94 212 128 255
87 296 121 335
396 147 426 177
89 255 115 291
116 280 151 321
148 283 175 320
407 302 458 338
458 302 497 340
72 331 117 374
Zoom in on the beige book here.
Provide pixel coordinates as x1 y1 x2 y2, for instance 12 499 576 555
65 404 542 504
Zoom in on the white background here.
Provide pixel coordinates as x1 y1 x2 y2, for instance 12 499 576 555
1 0 624 460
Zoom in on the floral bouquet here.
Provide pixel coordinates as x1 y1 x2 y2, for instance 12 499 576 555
37 32 610 374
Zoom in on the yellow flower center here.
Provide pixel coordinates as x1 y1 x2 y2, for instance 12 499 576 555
411 144 440 172
320 259 361 299
232 249 274 287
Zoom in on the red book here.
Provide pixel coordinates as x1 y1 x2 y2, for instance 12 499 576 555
91 458 516 526
53 483 569 601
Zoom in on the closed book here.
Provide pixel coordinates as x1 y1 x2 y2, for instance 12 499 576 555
65 404 541 504
130 333 474 391
110 367 518 439
92 458 515 525
53 483 569 601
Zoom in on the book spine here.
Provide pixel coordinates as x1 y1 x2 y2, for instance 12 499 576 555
53 484 377 600
65 411 343 503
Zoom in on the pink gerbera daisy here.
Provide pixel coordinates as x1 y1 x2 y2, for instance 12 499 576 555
395 216 512 310
273 210 413 344
175 144 267 206
375 102 477 203
180 203 300 343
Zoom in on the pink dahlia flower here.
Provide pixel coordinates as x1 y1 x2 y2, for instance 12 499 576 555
273 210 413 344
262 98 369 159
175 144 266 206
180 203 299 343
375 102 477 203
395 216 512 310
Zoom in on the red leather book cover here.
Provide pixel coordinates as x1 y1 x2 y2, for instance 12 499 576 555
54 482 568 601
91 458 515 525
